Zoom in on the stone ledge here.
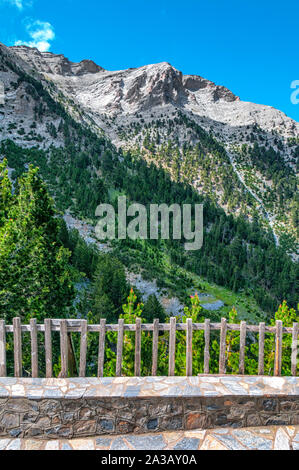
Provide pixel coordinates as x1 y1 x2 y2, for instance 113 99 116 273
0 376 298 399
0 376 298 439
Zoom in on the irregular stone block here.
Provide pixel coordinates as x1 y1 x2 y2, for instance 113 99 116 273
97 419 114 432
1 412 19 428
186 412 208 430
73 420 96 435
147 418 158 430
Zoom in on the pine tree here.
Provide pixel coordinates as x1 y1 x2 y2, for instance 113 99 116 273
92 254 128 322
143 294 166 323
0 165 75 323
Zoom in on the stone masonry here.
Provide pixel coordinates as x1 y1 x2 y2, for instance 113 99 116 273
0 376 298 440
1 425 298 450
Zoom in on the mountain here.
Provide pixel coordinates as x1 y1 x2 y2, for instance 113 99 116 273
2 44 298 254
10 45 299 150
0 42 298 317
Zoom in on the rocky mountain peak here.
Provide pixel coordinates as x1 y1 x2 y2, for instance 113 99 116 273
5 43 299 146
10 45 105 76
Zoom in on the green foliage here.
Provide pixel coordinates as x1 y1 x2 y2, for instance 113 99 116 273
0 158 13 226
0 163 75 376
0 164 75 323
248 301 299 376
102 289 167 377
142 294 166 323
175 293 205 375
92 254 129 323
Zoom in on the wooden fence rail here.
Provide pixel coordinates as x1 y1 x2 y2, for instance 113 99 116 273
0 317 297 378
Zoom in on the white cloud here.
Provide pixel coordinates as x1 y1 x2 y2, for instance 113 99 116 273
14 20 55 52
14 0 24 8
3 0 32 9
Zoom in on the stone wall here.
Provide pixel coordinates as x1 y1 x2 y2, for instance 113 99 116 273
0 376 298 439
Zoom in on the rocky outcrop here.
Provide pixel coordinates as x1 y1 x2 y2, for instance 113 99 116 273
10 46 104 76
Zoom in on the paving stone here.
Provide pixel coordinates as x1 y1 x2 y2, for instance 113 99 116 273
95 437 112 448
5 439 21 450
232 430 272 450
174 437 200 450
23 440 44 450
0 439 11 450
0 425 298 450
110 437 130 450
274 428 291 450
200 435 228 450
45 440 60 450
71 439 95 450
126 434 166 450
211 433 247 450
61 443 73 450
124 386 141 397
44 390 64 398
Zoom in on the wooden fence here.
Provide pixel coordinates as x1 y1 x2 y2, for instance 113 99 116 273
0 317 298 378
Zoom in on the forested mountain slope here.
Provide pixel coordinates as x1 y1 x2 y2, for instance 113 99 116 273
0 42 298 318
3 43 299 253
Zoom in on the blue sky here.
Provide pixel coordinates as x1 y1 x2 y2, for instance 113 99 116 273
1 0 298 121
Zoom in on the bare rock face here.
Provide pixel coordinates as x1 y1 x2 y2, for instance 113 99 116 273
11 45 105 76
8 45 298 149
0 43 66 149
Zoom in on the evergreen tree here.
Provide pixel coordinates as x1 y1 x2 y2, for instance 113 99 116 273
143 294 166 323
92 253 129 322
0 165 75 323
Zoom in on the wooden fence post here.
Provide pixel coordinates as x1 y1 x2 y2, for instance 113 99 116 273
219 318 227 374
186 318 192 376
97 318 106 377
291 322 298 377
204 318 210 374
239 321 246 374
151 319 159 376
274 320 283 377
79 320 87 377
258 322 265 376
116 318 124 377
60 320 68 378
0 320 6 377
13 317 22 378
30 318 38 378
168 317 176 376
135 318 141 376
44 319 52 378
